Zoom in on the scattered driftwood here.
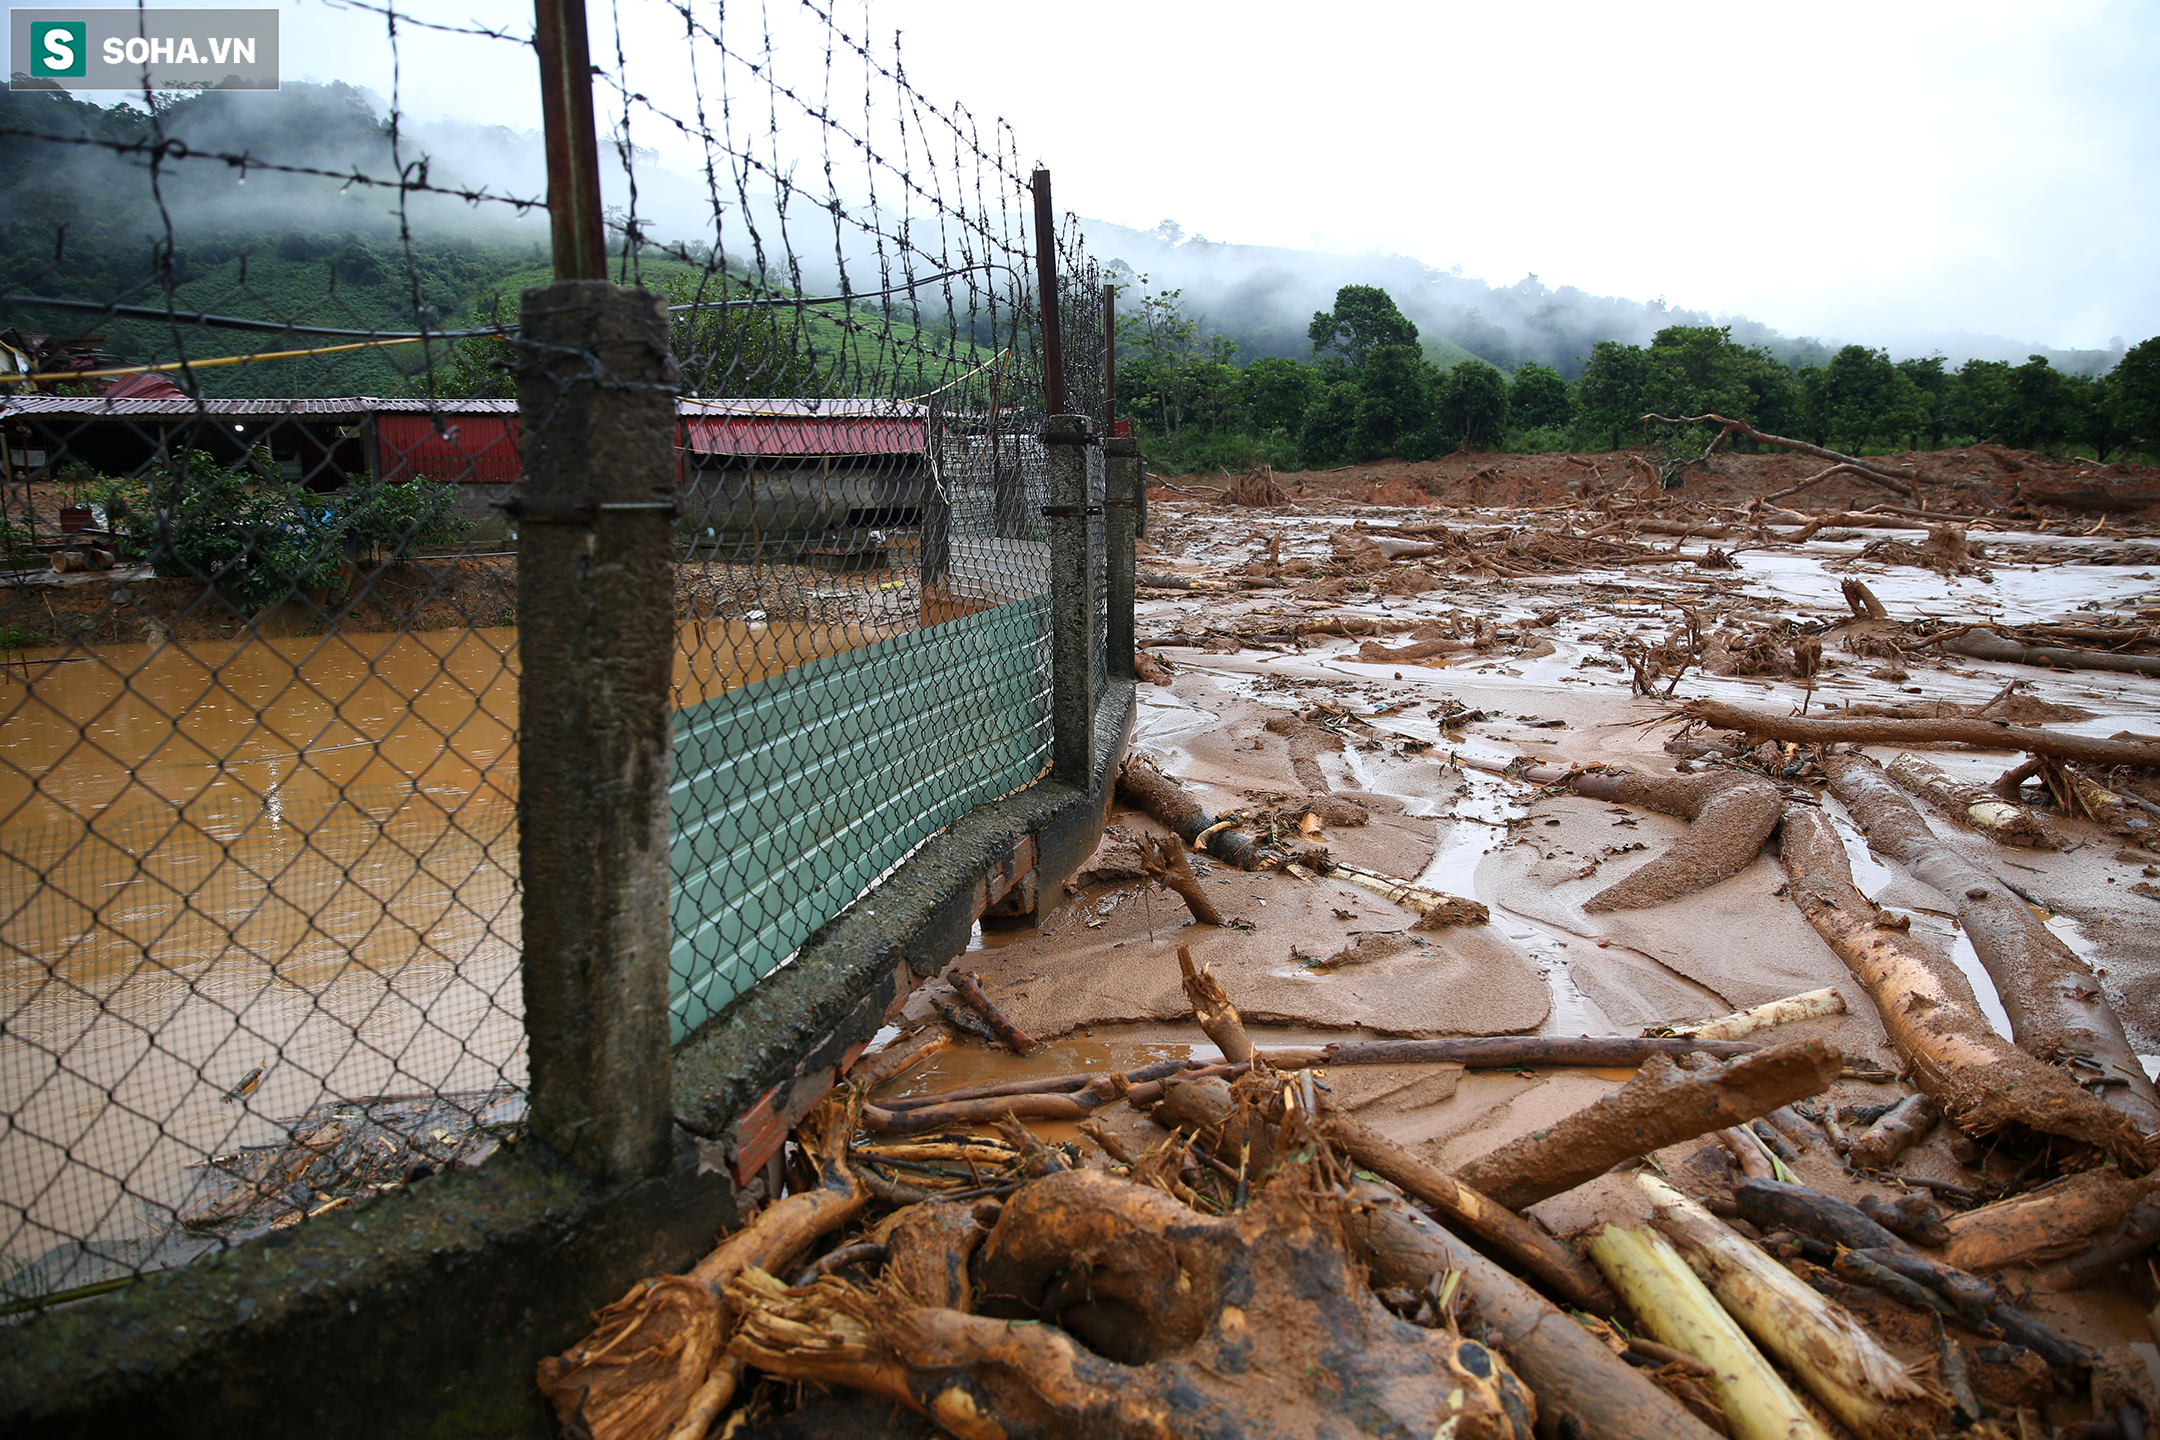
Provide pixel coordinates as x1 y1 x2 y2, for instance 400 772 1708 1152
1884 751 2061 848
1680 696 2160 770
1778 804 2154 1169
948 971 1037 1056
1825 753 2160 1137
1659 986 1846 1042
863 1066 1248 1135
1141 831 1224 925
535 1101 868 1440
1176 944 1254 1065
1938 627 2160 676
1452 1040 1842 1211
1938 1167 2160 1273
1346 1182 1722 1440
1856 1194 1952 1248
1114 755 1264 869
1320 1105 1616 1313
1845 1093 1939 1172
2030 1196 2160 1291
730 1167 1533 1440
1842 579 1892 619
1255 1035 1761 1069
1587 1222 1835 1440
1645 411 1915 487
848 1030 949 1092
1566 768 1784 911
1319 860 1488 926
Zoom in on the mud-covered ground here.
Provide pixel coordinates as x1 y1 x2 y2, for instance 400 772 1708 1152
886 458 2160 1393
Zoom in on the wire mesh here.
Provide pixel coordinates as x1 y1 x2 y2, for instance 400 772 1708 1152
0 1 1108 1315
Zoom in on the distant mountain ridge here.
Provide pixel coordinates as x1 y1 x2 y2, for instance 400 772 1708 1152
1081 217 2123 381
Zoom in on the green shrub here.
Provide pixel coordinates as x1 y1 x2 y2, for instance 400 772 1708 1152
338 476 468 559
98 448 341 612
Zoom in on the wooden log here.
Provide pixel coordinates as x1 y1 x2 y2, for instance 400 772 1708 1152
1843 578 1892 619
1452 1040 1843 1211
847 1029 950 1092
880 1059 1197 1113
1344 1182 1724 1440
1681 695 2160 769
1939 1167 2160 1273
1846 1093 1939 1172
1144 833 1225 925
1255 1035 1765 1069
1640 1174 1941 1440
1587 1223 1835 1440
947 973 1036 1056
1566 768 1784 912
1778 804 2154 1170
1884 751 2061 848
1114 756 1265 869
1319 1105 1616 1313
1320 860 1487 924
1176 944 1253 1065
1664 986 1846 1042
1939 628 2160 676
2029 1197 2160 1291
1825 753 2160 1137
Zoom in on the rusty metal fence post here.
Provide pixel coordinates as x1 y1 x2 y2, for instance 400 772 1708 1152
1106 438 1138 679
1046 415 1097 786
512 284 681 1183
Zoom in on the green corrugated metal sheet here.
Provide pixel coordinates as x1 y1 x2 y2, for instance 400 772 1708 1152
667 597 1050 1039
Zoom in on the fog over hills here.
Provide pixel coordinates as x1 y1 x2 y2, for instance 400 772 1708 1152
1082 218 2127 381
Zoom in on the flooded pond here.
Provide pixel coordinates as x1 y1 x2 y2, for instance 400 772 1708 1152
0 614 884 1288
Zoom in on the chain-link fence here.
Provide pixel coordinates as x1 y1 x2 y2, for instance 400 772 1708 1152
2 0 1111 1318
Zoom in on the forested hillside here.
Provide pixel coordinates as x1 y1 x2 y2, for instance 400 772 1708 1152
0 85 981 399
1114 283 2160 475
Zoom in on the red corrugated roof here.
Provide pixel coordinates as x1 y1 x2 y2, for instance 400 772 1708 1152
679 413 924 457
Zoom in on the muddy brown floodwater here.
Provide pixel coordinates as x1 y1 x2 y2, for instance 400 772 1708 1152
0 615 881 1283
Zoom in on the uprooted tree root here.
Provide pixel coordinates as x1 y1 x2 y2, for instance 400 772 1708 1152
730 1166 1537 1440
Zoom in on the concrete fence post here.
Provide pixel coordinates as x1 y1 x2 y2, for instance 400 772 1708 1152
513 280 680 1183
1105 437 1138 679
1045 413 1097 786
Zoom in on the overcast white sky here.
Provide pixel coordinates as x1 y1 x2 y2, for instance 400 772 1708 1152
135 0 2160 351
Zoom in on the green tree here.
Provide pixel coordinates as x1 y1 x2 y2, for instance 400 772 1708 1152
1308 285 1418 369
1433 361 1509 448
1576 341 1652 448
97 448 347 613
1117 285 1202 438
1353 343 1434 456
1507 361 1570 430
1299 381 1363 465
2001 355 2071 450
1896 356 1950 449
1810 345 1923 452
1238 356 1318 434
1948 359 2011 443
666 274 834 398
2113 336 2160 456
2066 374 2126 461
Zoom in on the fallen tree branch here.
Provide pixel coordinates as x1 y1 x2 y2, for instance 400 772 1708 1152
1176 944 1255 1064
1639 1173 1941 1440
1937 627 2160 676
1884 751 2061 848
1938 1166 2160 1273
949 971 1038 1056
1826 753 2160 1138
1345 1182 1724 1440
1778 804 2154 1169
1142 832 1225 925
1679 696 2160 769
1587 1223 1835 1440
1256 1035 1762 1068
1644 412 1916 484
1661 987 1847 1042
1766 462 1912 503
1566 768 1784 912
1115 756 1265 869
1452 1040 1843 1211
1320 1106 1616 1313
